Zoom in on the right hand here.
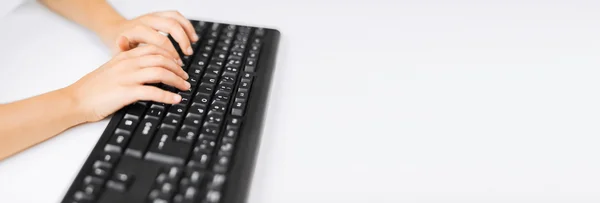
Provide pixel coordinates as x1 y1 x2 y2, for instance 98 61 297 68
66 45 191 122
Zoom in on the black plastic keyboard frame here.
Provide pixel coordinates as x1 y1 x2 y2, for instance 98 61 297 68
61 20 280 203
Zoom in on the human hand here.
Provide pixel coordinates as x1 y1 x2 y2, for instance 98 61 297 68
99 11 198 64
65 45 191 122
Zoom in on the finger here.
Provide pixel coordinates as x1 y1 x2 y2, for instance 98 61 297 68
126 54 188 80
140 15 193 55
116 35 132 52
131 85 182 104
122 44 183 66
154 11 198 42
134 67 191 91
121 25 181 60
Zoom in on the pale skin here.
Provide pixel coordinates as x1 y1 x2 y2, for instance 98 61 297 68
0 0 199 160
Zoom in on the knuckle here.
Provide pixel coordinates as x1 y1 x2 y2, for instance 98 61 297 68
150 55 167 64
148 68 166 78
146 45 160 53
134 24 147 32
146 44 160 53
167 19 179 28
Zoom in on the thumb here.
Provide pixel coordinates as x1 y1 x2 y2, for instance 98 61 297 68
116 35 134 51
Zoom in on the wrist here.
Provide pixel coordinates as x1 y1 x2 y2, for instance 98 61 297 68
93 17 127 51
58 86 91 124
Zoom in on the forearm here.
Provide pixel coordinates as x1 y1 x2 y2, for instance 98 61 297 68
38 0 125 46
0 88 87 160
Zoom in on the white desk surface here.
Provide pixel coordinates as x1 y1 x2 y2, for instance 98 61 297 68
1 0 600 202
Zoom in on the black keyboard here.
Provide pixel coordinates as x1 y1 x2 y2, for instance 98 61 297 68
62 20 280 203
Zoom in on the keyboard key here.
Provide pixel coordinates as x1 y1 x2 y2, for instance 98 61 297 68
168 105 187 117
244 65 255 72
155 173 170 188
201 123 220 135
210 101 227 113
189 171 204 185
146 108 165 119
197 84 214 95
241 72 253 81
93 160 113 170
212 156 230 173
187 77 199 87
226 59 241 68
217 82 234 93
175 125 198 143
91 167 109 179
188 153 210 169
206 66 221 75
228 117 242 126
188 103 207 117
81 184 102 200
236 88 248 100
73 191 94 201
188 66 203 78
183 187 198 201
224 126 238 140
205 189 221 203
160 182 176 199
105 129 131 153
231 101 246 117
125 116 160 157
218 142 234 156
125 103 147 118
248 52 258 59
205 111 224 125
246 58 256 67
239 80 251 89
251 44 261 52
207 174 226 190
117 114 139 134
164 114 183 127
106 172 134 192
146 127 191 165
168 166 183 180
201 75 218 86
99 152 120 165
213 91 231 102
193 138 216 154
255 28 265 36
182 113 203 129
83 175 104 185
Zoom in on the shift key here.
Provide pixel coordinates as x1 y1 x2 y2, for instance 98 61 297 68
125 116 160 158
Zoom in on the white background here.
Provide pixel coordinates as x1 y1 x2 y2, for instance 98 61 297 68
1 0 600 202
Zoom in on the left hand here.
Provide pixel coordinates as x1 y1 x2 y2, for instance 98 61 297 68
99 11 198 61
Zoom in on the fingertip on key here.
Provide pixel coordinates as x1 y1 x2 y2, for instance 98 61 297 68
173 94 182 103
